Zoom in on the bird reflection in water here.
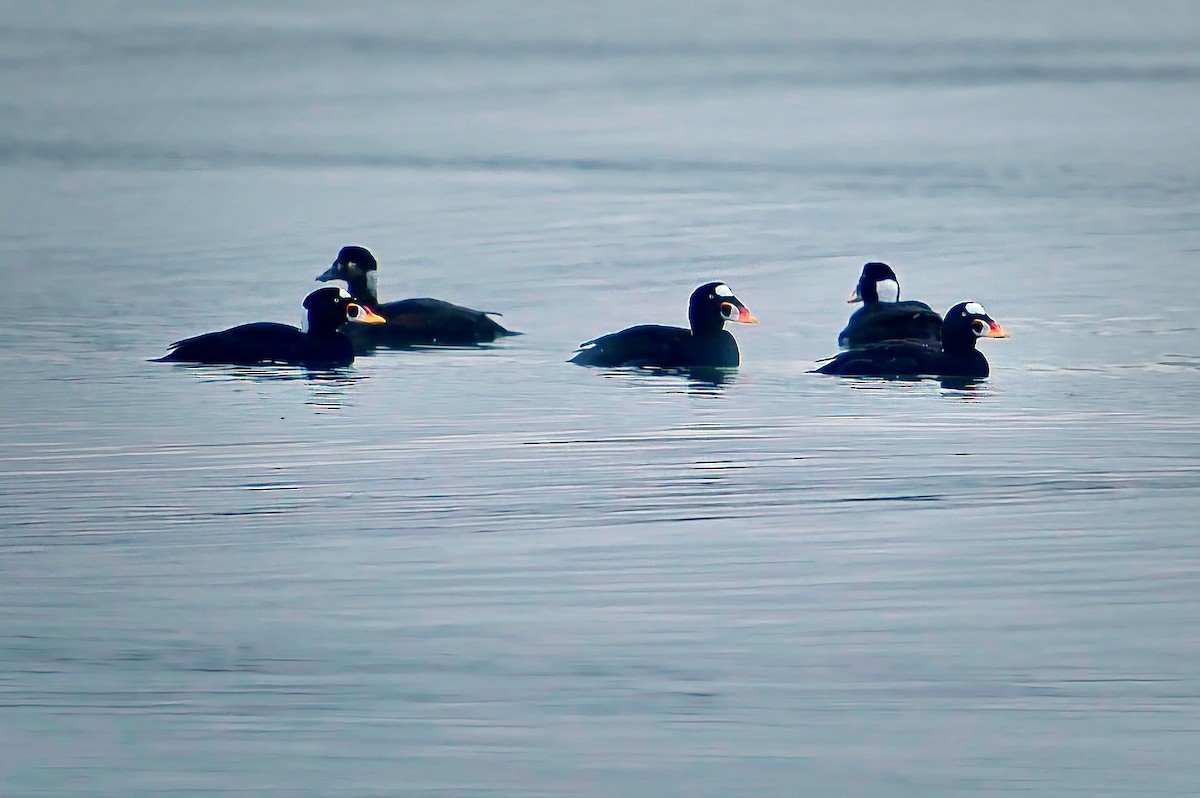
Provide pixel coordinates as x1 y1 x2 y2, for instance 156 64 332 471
937 377 993 400
833 374 995 401
599 366 737 397
173 364 368 411
301 370 368 411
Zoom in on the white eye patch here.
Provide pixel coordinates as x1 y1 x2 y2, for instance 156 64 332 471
875 279 899 303
964 302 986 316
714 284 734 297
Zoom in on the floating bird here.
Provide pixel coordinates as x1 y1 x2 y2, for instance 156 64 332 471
157 286 385 367
317 245 517 348
817 301 1009 378
839 261 942 347
570 282 758 368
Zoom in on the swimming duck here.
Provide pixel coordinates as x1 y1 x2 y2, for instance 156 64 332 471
817 301 1010 378
316 245 516 348
570 282 758 368
157 286 385 367
839 262 942 347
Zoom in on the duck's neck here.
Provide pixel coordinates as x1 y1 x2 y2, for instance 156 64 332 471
301 316 343 338
343 272 380 309
864 278 899 304
942 335 979 355
689 314 726 336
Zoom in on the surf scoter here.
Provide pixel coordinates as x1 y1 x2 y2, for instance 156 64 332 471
838 262 942 347
157 286 385 367
570 282 758 368
316 245 517 348
816 301 1010 378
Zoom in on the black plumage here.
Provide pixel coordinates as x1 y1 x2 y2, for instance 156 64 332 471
570 282 758 369
316 245 517 348
817 301 1010 378
157 286 385 367
838 262 942 347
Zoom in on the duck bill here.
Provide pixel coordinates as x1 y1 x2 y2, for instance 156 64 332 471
316 262 341 282
724 303 758 324
348 304 387 325
985 320 1011 338
846 287 862 304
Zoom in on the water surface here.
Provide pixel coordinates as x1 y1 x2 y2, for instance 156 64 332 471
2 2 1199 795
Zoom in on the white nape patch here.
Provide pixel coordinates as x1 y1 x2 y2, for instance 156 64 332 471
875 279 899 303
964 302 986 316
300 312 309 334
714 284 734 297
366 272 378 299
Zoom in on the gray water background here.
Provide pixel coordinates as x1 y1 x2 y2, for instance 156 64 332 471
1 2 1199 795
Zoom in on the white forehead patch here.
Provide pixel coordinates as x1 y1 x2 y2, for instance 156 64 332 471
875 279 899 303
964 302 986 316
714 284 733 297
337 287 352 300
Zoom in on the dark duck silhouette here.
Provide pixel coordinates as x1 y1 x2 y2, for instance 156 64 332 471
817 301 1010 378
838 262 942 347
570 282 758 369
316 245 517 348
157 286 386 367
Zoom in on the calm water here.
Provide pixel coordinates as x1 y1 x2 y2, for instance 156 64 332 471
2 2 1199 795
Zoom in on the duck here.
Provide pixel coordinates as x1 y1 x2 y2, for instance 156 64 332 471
316 245 517 348
157 286 385 367
816 301 1010 378
838 262 942 347
570 282 758 368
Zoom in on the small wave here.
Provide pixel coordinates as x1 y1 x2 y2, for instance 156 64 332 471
1025 360 1200 375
